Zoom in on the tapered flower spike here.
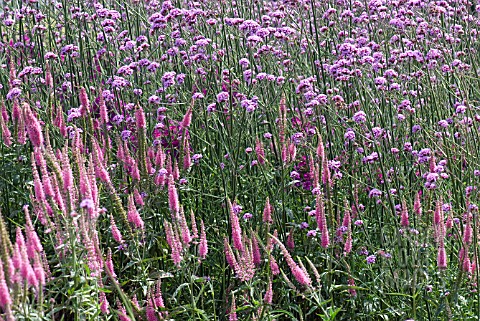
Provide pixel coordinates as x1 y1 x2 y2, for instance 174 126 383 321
168 174 180 218
110 215 124 244
173 160 180 180
429 155 436 173
135 104 146 129
183 139 192 170
462 247 471 273
9 60 16 85
181 106 193 128
263 197 273 224
269 255 280 275
171 229 183 266
229 295 238 321
45 62 53 89
321 156 331 186
17 108 26 145
255 138 265 165
0 104 11 146
414 191 422 216
33 253 45 287
287 228 295 250
32 158 45 201
24 205 43 256
179 206 192 245
288 141 296 162
1 102 9 125
155 279 166 311
321 225 330 249
99 282 110 314
155 145 165 167
317 133 325 161
228 199 243 252
224 238 236 268
78 87 90 116
0 259 11 309
127 194 144 230
146 294 159 321
437 245 447 270
133 188 144 207
348 278 357 297
463 218 473 246
99 91 108 124
190 209 198 239
12 99 21 121
24 103 44 147
281 144 289 164
342 200 351 228
117 301 132 321
198 220 208 260
264 277 273 305
131 294 140 310
106 248 117 280
315 194 324 231
400 199 409 227
252 234 261 266
61 146 73 191
344 229 352 255
164 220 174 248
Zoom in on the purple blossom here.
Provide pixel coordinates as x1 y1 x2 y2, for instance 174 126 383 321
161 71 176 87
243 213 253 220
366 255 376 264
368 189 382 198
80 199 95 210
299 222 309 229
239 58 250 68
192 154 203 164
354 220 363 226
6 88 21 100
344 129 355 141
217 91 229 103
353 111 367 123
121 130 132 141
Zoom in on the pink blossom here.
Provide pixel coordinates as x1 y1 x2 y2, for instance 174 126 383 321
199 220 208 260
228 199 243 252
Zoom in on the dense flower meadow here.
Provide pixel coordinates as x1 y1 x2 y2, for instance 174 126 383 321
2 0 480 319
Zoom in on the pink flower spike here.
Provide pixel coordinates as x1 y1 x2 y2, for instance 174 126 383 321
99 92 109 124
264 278 273 305
127 195 144 230
78 87 90 116
23 103 44 147
0 260 11 308
255 138 265 165
181 107 193 128
168 175 180 218
400 199 409 227
190 209 198 239
229 296 238 321
437 246 447 270
135 105 146 129
110 216 124 244
198 220 208 260
252 235 261 266
106 248 117 280
263 197 273 224
414 191 422 216
228 199 243 252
